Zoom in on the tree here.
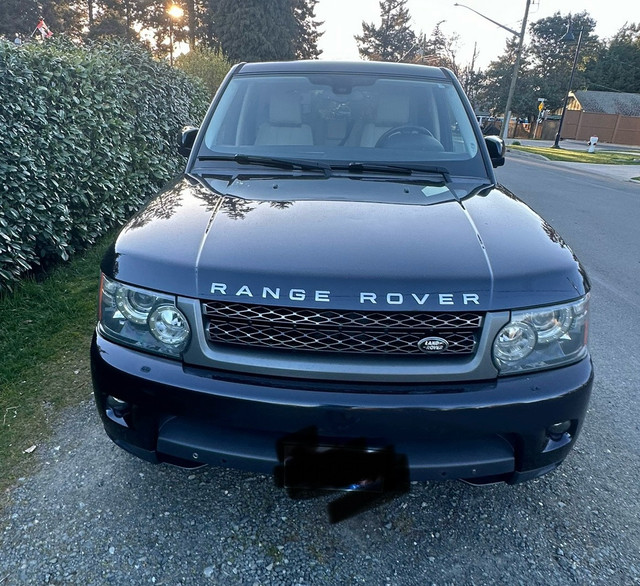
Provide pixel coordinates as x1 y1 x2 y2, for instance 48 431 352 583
175 47 231 96
160 0 213 51
478 37 527 116
527 11 600 112
0 0 40 39
86 10 130 40
85 0 156 44
584 24 640 93
185 0 196 49
209 0 294 62
209 0 321 62
0 0 84 40
477 35 541 130
458 43 485 108
477 11 603 131
83 0 194 58
355 0 417 62
291 0 323 59
87 0 95 27
420 21 460 74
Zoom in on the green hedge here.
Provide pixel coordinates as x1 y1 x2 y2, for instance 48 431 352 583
175 47 232 97
0 39 209 293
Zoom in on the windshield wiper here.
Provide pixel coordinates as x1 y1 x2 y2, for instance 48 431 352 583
197 154 332 177
340 162 451 183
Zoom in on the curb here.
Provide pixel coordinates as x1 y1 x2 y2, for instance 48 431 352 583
505 148 550 162
505 148 640 184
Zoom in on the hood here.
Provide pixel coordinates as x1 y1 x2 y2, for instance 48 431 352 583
105 176 588 312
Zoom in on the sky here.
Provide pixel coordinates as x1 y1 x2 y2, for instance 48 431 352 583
315 0 636 69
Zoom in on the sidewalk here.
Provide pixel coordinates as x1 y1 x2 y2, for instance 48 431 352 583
510 138 640 153
505 139 640 183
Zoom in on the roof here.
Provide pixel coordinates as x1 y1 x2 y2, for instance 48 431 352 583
237 60 449 80
572 90 640 117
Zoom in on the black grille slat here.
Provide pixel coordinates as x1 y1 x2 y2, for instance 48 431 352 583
203 301 482 356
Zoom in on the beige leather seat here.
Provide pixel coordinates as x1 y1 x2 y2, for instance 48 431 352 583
360 94 411 147
255 92 313 146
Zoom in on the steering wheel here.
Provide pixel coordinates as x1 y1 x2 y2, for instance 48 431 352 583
375 125 435 148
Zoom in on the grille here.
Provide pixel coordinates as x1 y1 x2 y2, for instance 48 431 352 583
202 301 483 356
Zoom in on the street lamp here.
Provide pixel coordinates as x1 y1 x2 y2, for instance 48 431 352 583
454 1 532 141
453 3 518 36
167 4 184 66
552 21 584 149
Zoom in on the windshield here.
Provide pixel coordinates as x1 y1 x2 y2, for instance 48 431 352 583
198 72 486 178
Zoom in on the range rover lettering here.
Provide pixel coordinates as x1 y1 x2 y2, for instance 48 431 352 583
91 61 593 488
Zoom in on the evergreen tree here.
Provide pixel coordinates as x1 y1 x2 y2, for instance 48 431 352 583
476 35 540 126
478 11 602 125
477 37 525 115
585 24 640 93
458 43 485 108
421 21 460 74
88 0 95 27
87 0 156 43
0 0 83 40
86 9 130 40
209 0 321 62
0 0 39 39
291 0 322 59
185 0 196 49
355 0 417 62
527 11 599 111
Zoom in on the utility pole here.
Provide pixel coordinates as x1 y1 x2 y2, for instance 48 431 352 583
501 0 532 141
553 24 584 148
454 1 532 141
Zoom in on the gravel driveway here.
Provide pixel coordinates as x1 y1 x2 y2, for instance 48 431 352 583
0 395 638 585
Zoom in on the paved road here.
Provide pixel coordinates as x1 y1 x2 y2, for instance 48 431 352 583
1 156 639 585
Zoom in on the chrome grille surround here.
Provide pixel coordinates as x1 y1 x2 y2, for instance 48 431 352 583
202 301 483 356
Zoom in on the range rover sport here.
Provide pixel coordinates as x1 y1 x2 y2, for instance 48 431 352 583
91 60 593 489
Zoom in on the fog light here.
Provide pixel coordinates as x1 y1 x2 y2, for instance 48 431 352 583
547 420 571 440
106 395 130 420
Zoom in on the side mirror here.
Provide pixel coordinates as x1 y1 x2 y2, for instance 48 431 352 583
178 126 199 157
485 135 505 168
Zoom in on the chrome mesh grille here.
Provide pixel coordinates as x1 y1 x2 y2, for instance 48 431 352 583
202 301 483 356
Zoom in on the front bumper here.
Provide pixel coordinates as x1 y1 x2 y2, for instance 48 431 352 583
91 332 593 485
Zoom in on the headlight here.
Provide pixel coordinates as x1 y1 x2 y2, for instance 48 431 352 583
99 275 190 358
148 305 191 346
493 294 589 375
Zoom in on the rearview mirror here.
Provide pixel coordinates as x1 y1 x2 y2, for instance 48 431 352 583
485 135 505 168
178 126 199 157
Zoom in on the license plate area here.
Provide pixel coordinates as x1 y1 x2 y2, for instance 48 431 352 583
275 428 408 494
282 442 388 492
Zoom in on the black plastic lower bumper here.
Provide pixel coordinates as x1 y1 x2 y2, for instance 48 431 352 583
90 332 593 485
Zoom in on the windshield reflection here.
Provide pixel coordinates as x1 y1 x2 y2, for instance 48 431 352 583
124 178 295 230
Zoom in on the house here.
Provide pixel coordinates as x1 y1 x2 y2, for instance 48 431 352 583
556 90 640 146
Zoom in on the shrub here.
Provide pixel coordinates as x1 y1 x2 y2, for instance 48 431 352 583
175 47 232 97
0 39 209 293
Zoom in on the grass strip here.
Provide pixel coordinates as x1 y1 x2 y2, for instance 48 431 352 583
509 145 640 164
0 235 113 500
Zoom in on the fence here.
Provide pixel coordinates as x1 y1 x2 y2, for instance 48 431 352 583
532 111 640 146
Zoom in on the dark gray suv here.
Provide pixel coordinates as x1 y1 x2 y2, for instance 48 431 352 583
91 60 592 491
